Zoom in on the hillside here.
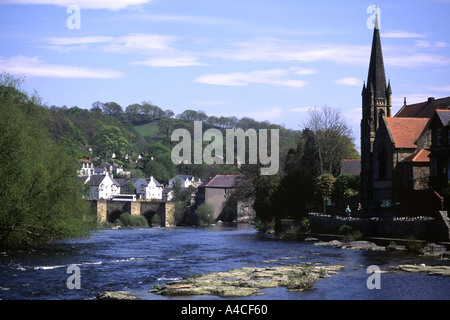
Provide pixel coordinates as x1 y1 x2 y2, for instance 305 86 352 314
43 101 304 184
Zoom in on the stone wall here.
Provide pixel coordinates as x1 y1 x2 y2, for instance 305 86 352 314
278 212 450 242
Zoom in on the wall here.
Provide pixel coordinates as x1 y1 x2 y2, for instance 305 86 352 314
205 188 227 219
304 212 449 242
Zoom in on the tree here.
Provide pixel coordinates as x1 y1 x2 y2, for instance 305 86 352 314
0 74 96 249
143 143 176 183
314 173 336 213
305 106 356 175
195 203 215 225
93 125 131 161
157 118 174 137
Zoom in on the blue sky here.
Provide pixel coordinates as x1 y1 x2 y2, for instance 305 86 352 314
1 0 449 150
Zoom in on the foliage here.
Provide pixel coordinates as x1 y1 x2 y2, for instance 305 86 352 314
114 212 149 227
305 106 358 175
92 125 132 160
0 74 96 249
338 225 362 242
195 203 215 225
252 174 281 223
142 142 176 183
314 174 336 200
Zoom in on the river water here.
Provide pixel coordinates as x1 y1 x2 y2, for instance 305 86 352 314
0 224 449 300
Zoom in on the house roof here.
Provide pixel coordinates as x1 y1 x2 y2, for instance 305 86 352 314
170 175 195 181
86 175 106 186
340 159 361 175
385 117 429 149
400 148 430 163
114 178 128 187
147 177 162 187
203 175 244 188
395 97 450 118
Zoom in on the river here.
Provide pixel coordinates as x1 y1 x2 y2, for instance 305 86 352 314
0 224 449 300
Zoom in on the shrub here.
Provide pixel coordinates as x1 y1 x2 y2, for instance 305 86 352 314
114 212 149 227
196 203 215 225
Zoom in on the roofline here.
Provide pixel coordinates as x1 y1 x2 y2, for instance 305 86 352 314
204 175 244 188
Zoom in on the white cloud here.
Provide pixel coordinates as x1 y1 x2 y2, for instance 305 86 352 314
130 56 205 67
381 30 426 38
44 34 176 53
209 38 369 66
290 67 318 75
385 53 450 67
415 40 448 49
0 56 123 78
245 107 283 121
43 34 205 67
44 36 114 46
195 69 308 88
290 107 311 113
2 0 152 10
335 77 361 86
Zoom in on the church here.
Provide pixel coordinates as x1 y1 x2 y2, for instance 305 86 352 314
360 15 450 215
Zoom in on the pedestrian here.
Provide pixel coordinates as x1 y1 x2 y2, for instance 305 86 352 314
357 202 363 216
345 205 351 217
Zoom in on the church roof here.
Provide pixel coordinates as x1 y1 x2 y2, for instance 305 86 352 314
395 97 450 118
340 159 361 175
400 148 430 163
385 117 429 149
366 14 388 100
434 109 450 126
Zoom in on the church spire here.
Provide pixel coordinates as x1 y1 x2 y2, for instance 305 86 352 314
366 12 387 100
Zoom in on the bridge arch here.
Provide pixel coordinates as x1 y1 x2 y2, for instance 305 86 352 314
107 209 125 223
142 210 163 227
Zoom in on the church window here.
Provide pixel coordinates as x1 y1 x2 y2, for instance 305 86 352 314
430 158 437 177
437 128 442 146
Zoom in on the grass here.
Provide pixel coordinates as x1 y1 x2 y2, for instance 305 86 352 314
133 121 160 139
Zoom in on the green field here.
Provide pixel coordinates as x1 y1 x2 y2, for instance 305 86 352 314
133 121 160 139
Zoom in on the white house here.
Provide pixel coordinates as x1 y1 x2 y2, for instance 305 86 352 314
133 176 163 200
168 175 202 189
78 159 94 177
85 172 121 199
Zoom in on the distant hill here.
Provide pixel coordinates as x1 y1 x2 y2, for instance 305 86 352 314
43 103 303 182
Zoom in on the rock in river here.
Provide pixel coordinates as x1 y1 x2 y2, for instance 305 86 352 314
150 263 344 298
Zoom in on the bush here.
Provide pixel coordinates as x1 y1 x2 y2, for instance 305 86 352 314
114 212 149 227
338 224 362 242
196 203 215 225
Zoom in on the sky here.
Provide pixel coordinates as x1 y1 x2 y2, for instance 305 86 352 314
1 0 450 151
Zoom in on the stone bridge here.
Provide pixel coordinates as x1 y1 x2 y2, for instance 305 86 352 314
90 200 176 227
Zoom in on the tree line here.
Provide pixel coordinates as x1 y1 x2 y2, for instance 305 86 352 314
232 106 360 232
